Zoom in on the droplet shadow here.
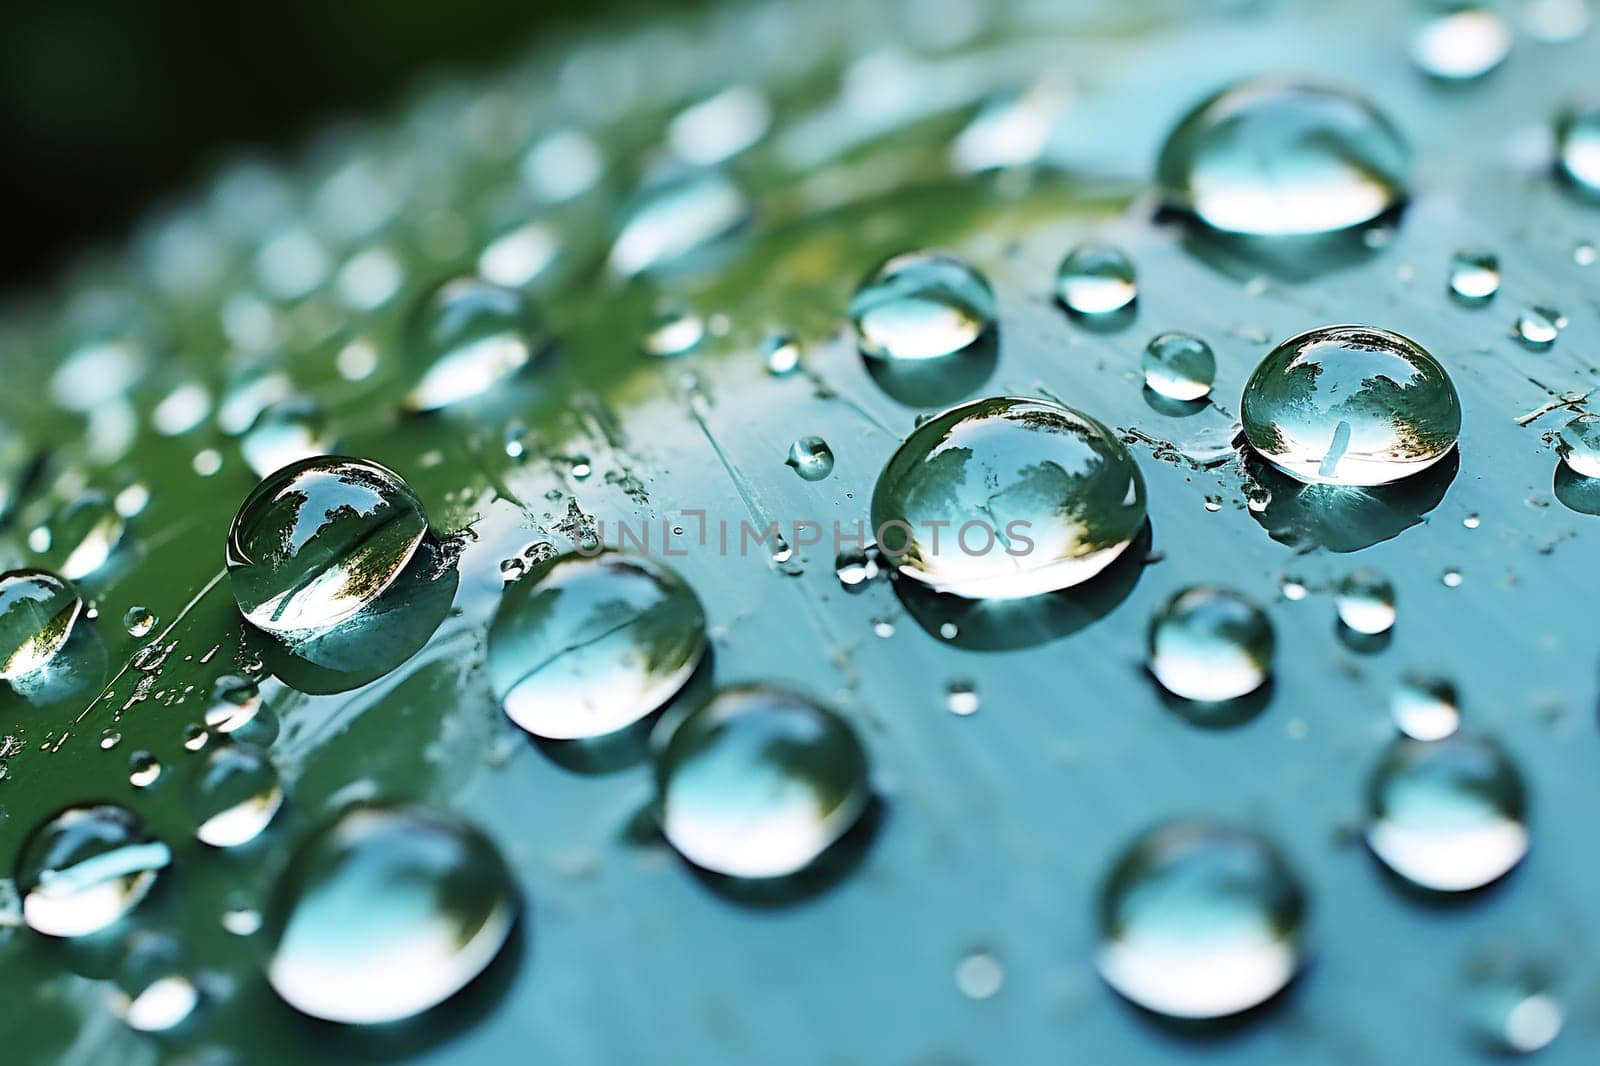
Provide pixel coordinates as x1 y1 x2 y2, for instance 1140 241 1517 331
862 331 998 408
684 796 886 910
1166 204 1401 283
1245 448 1458 553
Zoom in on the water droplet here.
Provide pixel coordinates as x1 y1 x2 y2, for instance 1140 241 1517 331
100 732 121 750
851 251 996 361
226 456 429 635
38 492 127 580
15 804 170 937
241 398 332 478
835 549 880 589
785 436 835 481
0 569 81 680
667 85 771 166
1556 101 1600 196
477 221 559 289
487 552 706 740
191 743 283 847
115 934 200 1032
656 685 870 879
762 332 801 375
128 750 162 788
1391 673 1461 741
1557 412 1600 476
872 617 895 638
265 802 518 1024
183 725 210 752
955 951 1005 999
1410 6 1512 80
205 674 265 736
1142 332 1216 401
642 302 706 357
1241 325 1461 486
123 606 156 638
1448 248 1501 304
1335 569 1396 635
1147 587 1274 703
871 397 1146 599
609 170 749 278
1463 512 1481 528
1442 568 1464 588
1575 241 1596 266
222 907 262 936
1157 80 1410 236
1096 819 1306 1019
404 277 545 411
1514 304 1565 349
946 680 980 716
1056 244 1137 316
1467 956 1564 1054
1366 734 1528 892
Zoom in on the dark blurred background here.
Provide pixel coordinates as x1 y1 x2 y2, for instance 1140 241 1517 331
0 0 692 289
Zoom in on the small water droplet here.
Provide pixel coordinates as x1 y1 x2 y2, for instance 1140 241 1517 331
1056 244 1137 315
1148 587 1274 703
183 725 210 752
1142 332 1216 401
37 492 127 580
871 617 895 638
1557 413 1600 476
762 332 801 375
226 456 429 635
1556 102 1600 197
1157 80 1409 236
851 251 996 361
15 804 170 937
1514 304 1565 349
404 277 545 411
115 933 200 1032
1391 673 1461 741
785 436 835 481
1410 6 1512 80
643 302 706 357
1241 325 1461 486
955 951 1004 999
946 680 979 716
128 750 162 788
656 685 870 879
1366 734 1527 892
0 569 82 680
1335 569 1396 634
609 170 749 278
1574 241 1597 266
1467 956 1564 1054
872 397 1146 598
1448 248 1501 304
835 549 881 590
1097 819 1306 1018
123 606 156 637
265 802 518 1024
1442 568 1464 588
222 907 262 936
1463 512 1481 528
191 743 283 847
487 552 706 740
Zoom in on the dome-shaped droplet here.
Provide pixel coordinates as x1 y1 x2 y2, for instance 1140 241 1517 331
265 803 518 1024
871 396 1146 599
1448 248 1500 304
191 743 283 847
1156 80 1410 236
115 933 199 1032
0 569 82 680
1056 244 1137 316
1147 586 1274 703
1514 304 1565 350
1335 568 1396 635
226 456 429 635
786 436 835 481
656 685 870 879
37 492 127 580
1241 325 1461 486
762 332 801 375
642 302 705 357
851 251 996 362
1557 413 1600 477
1366 734 1528 892
487 551 706 741
404 277 545 411
1409 6 1512 80
1467 956 1564 1054
241 397 332 478
15 804 170 937
608 170 750 278
1391 673 1460 742
1142 332 1216 401
1096 819 1306 1019
1555 102 1600 196
123 605 156 637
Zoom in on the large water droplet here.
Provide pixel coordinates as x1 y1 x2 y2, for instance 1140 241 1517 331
851 251 996 362
1448 248 1500 304
656 685 870 879
1156 80 1410 236
1147 587 1274 703
15 804 171 937
1142 331 1216 401
871 396 1146 599
1557 413 1600 477
786 436 835 481
1056 244 1137 316
1366 734 1528 892
1241 325 1461 486
265 803 518 1024
191 743 284 847
0 569 82 680
487 551 706 740
1096 819 1306 1019
1335 568 1396 635
226 456 429 635
404 277 546 411
1410 6 1513 80
1555 101 1600 196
